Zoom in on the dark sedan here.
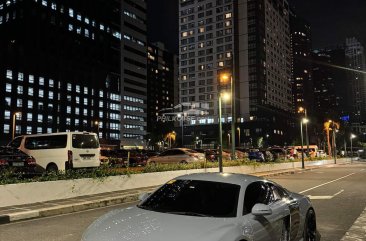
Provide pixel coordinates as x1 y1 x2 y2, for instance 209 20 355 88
0 146 38 175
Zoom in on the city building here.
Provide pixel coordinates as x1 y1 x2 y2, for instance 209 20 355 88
312 48 348 122
120 0 147 149
147 42 178 145
178 0 293 147
290 10 313 116
345 37 366 123
0 0 122 146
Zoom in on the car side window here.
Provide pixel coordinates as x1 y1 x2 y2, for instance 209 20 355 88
243 181 272 215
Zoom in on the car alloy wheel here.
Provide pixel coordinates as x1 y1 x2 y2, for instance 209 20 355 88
304 209 317 241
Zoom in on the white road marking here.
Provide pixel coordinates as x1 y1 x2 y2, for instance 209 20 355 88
299 173 355 194
307 189 344 200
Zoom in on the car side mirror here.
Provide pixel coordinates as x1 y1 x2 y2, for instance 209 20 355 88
251 203 272 216
138 193 150 202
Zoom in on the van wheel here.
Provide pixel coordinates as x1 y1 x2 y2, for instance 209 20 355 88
46 163 58 173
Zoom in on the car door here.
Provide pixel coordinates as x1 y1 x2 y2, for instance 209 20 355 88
243 181 290 240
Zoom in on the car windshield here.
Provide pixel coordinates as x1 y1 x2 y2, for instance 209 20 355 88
138 179 240 218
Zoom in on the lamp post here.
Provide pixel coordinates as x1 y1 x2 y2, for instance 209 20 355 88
94 121 99 136
299 107 310 156
177 113 184 147
12 112 21 140
237 127 241 148
350 134 356 162
219 72 236 160
300 118 309 169
218 91 230 173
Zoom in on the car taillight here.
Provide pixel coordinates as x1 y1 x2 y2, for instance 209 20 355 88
26 157 36 166
0 159 8 166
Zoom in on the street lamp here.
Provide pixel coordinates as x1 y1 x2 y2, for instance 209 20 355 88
298 107 309 156
177 113 184 147
219 71 236 160
300 118 309 169
237 127 241 148
12 112 21 140
350 134 356 162
218 91 231 173
94 121 99 136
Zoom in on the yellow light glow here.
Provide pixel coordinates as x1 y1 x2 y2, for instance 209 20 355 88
302 118 309 124
221 92 231 101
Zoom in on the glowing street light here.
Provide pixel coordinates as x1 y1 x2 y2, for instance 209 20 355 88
350 134 356 162
300 117 309 169
218 91 231 173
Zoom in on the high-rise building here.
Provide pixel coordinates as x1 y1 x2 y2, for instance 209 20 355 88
178 0 293 146
290 10 313 115
120 0 147 149
147 42 178 142
345 37 366 123
0 0 122 146
312 48 348 121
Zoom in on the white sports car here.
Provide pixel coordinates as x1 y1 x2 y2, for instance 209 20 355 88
81 173 320 241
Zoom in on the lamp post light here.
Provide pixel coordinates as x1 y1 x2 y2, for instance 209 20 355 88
177 113 184 147
94 121 99 136
218 91 231 173
300 118 309 169
350 134 356 162
237 127 241 148
12 112 21 140
298 107 310 156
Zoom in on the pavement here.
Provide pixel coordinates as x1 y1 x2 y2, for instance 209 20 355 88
0 164 346 225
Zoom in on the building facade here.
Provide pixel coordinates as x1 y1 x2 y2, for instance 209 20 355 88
345 37 366 123
0 0 122 146
290 10 313 116
178 0 293 147
147 42 177 144
120 0 147 149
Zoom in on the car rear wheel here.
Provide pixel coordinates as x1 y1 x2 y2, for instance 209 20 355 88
180 160 188 164
303 209 317 241
46 163 58 173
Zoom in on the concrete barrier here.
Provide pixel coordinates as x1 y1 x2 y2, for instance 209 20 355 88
0 158 350 208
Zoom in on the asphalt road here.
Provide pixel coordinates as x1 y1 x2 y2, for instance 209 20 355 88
0 162 365 241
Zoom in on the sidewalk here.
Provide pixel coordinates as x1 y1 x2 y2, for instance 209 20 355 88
0 164 337 225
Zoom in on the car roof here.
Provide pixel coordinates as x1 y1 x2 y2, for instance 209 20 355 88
175 172 265 186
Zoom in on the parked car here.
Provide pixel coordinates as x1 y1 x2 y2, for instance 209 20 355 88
81 173 320 241
317 150 327 158
0 146 39 175
113 149 148 167
248 149 265 162
8 132 100 172
269 147 287 160
147 148 205 164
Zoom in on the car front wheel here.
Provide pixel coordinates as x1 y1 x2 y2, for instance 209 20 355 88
303 209 317 241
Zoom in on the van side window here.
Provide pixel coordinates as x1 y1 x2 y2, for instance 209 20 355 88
9 137 22 148
25 135 67 149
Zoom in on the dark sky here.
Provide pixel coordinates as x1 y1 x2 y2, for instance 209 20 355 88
147 0 366 52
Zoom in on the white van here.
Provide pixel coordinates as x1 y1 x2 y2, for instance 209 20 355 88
8 132 100 172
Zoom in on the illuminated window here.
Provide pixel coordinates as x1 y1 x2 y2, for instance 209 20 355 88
39 77 44 85
27 113 32 121
4 125 10 134
18 72 24 81
69 8 74 17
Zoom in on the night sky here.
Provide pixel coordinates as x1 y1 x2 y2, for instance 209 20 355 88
147 0 366 53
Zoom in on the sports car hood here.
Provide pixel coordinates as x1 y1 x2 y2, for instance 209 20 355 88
82 206 240 241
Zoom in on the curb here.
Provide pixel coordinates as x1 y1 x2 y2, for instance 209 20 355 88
0 162 351 225
0 187 157 225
